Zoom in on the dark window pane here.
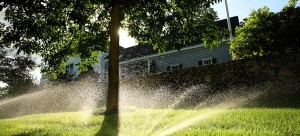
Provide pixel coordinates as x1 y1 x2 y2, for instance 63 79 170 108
171 65 179 71
179 64 183 69
166 66 171 71
212 58 217 64
198 61 203 66
204 60 212 65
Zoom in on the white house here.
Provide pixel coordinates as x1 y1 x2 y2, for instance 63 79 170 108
101 16 239 80
65 16 239 81
64 53 108 80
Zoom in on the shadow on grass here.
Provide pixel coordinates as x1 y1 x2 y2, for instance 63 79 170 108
96 114 119 136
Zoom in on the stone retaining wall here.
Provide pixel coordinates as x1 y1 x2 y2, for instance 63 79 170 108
122 54 300 90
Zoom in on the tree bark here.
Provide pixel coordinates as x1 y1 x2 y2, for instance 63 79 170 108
106 1 121 114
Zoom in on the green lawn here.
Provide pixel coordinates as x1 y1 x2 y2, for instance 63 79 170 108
1 82 299 136
0 108 299 136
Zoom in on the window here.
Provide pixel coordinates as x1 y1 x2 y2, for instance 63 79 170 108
171 65 179 71
66 63 74 76
198 58 217 66
198 61 203 66
203 59 213 65
166 66 171 71
150 60 157 73
179 64 183 69
167 64 183 71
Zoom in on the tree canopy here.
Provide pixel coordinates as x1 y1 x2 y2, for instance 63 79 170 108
0 0 224 77
0 0 225 113
230 1 300 60
0 0 109 78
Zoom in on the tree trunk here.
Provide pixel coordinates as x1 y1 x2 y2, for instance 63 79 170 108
106 1 121 114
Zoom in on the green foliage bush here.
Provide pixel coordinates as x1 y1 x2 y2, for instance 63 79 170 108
230 2 300 60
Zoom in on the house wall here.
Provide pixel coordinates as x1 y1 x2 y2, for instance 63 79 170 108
152 43 231 72
65 53 107 80
115 42 232 79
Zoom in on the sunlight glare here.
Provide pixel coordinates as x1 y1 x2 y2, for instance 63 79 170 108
0 81 8 88
119 28 137 48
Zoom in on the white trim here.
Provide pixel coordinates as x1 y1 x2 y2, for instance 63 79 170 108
203 58 214 61
170 63 180 67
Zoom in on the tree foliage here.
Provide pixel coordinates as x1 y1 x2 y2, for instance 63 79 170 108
123 0 226 51
0 0 225 77
0 0 109 79
0 0 225 113
0 23 35 96
0 52 35 97
230 1 300 60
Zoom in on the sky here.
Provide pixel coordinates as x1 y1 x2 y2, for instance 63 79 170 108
0 0 299 87
213 0 300 21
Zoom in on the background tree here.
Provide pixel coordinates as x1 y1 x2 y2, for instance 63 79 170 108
0 0 225 114
0 23 36 96
0 49 35 97
230 0 300 60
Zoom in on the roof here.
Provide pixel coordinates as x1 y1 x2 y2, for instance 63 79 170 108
106 16 239 61
217 16 239 36
119 44 158 61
